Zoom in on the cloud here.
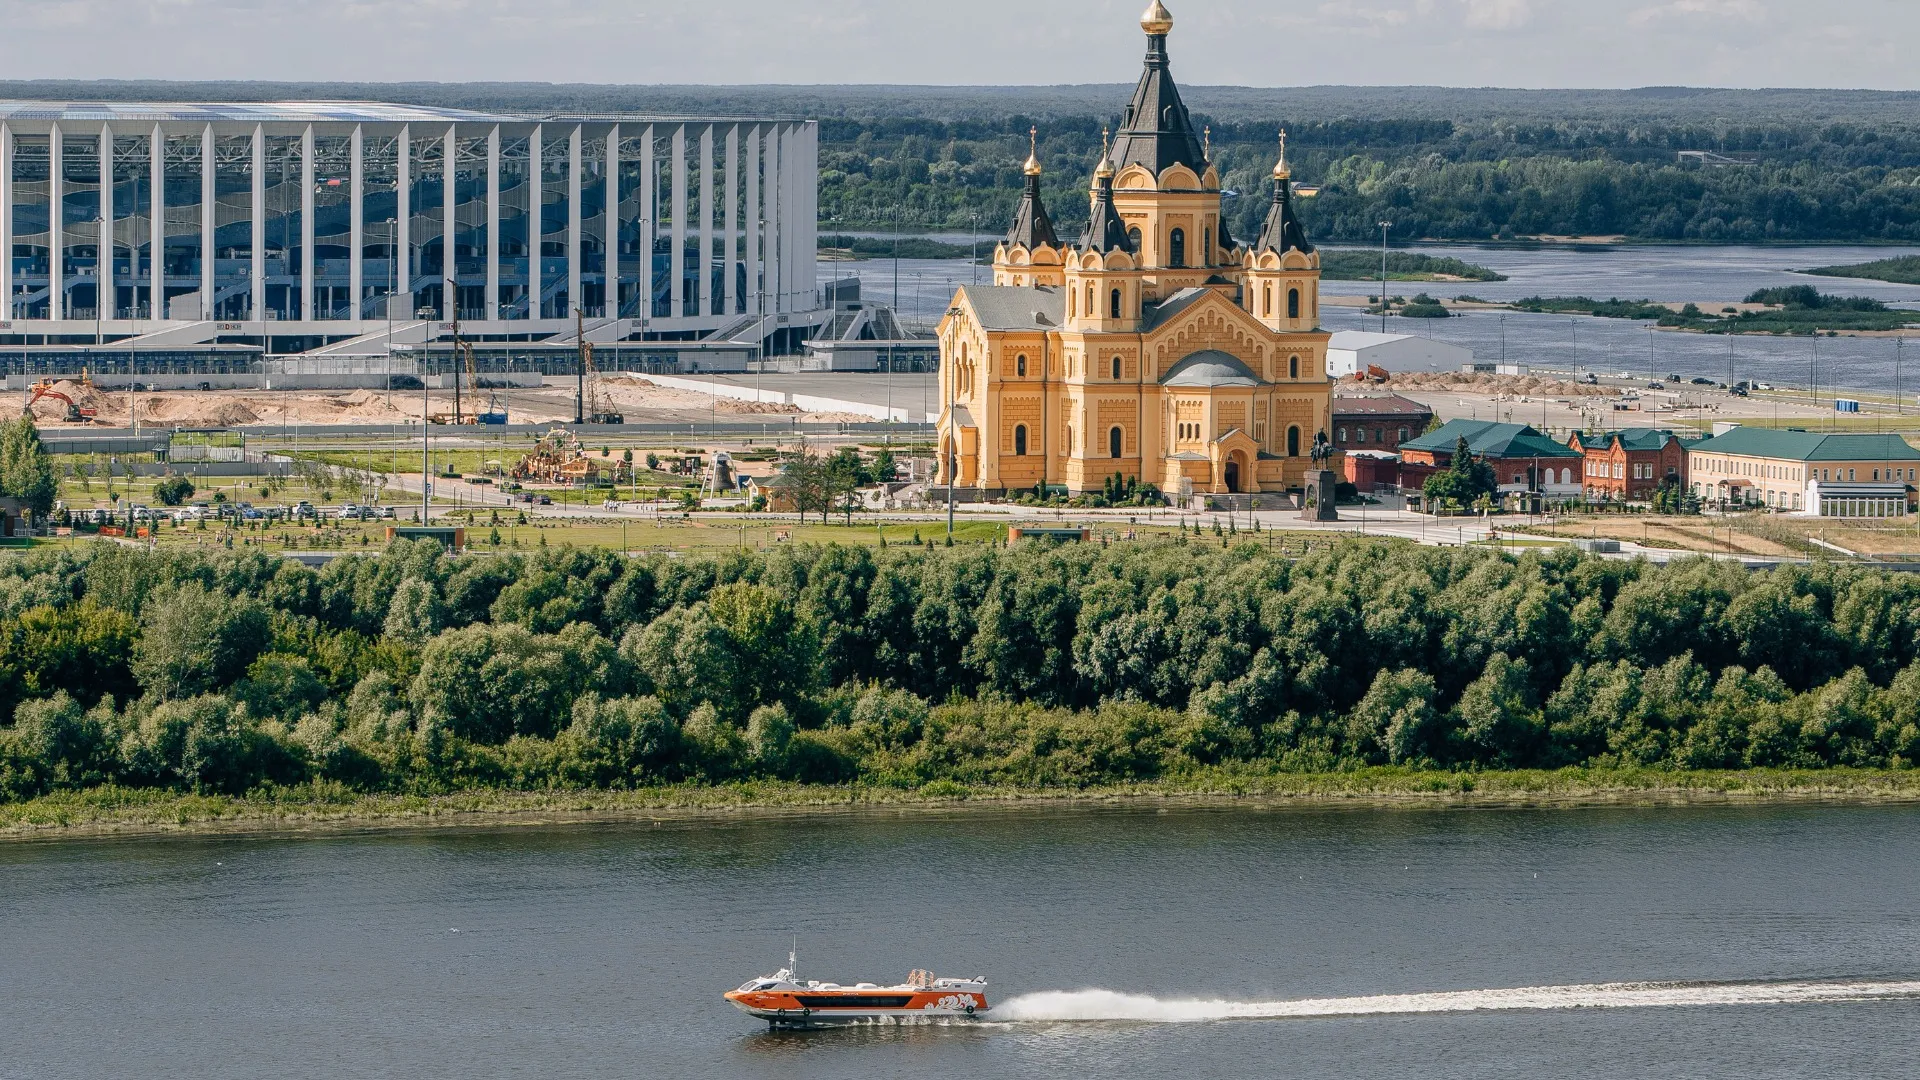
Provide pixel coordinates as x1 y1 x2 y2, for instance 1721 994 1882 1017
1461 0 1533 28
1628 0 1763 25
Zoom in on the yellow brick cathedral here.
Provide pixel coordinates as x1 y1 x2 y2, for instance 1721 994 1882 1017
937 0 1333 498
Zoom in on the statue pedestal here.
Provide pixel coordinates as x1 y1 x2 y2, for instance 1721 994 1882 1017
1302 469 1339 522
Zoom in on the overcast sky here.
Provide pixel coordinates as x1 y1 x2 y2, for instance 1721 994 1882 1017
0 0 1912 90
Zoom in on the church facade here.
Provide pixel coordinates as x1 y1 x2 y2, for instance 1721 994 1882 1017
937 1 1334 499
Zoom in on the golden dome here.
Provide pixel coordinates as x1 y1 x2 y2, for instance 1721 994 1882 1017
1272 129 1292 181
1024 127 1042 176
1095 126 1116 179
1140 0 1173 36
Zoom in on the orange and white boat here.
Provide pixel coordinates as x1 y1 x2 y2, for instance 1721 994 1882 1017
725 952 990 1027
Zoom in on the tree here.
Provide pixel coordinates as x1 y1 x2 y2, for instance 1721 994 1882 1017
130 584 271 700
1423 437 1498 510
871 447 898 484
0 416 57 521
154 476 196 507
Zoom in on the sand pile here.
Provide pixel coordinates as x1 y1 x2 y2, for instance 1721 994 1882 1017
1384 371 1616 398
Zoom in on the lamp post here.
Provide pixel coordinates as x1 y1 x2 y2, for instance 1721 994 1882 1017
1378 222 1392 333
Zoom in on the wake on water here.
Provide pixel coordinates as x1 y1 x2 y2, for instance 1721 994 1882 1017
990 979 1920 1024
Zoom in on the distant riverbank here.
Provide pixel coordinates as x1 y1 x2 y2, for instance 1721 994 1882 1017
9 769 1920 840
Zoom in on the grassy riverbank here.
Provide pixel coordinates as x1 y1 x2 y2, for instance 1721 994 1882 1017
8 769 1920 838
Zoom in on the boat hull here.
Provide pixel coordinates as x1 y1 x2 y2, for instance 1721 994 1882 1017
727 989 988 1027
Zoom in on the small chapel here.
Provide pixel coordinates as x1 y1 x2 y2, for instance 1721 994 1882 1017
936 1 1333 499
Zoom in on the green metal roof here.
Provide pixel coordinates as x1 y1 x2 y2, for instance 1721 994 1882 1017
1687 426 1920 462
1402 419 1582 459
1574 428 1694 453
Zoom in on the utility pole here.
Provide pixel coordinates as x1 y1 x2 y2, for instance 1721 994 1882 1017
575 307 586 424
1378 222 1392 333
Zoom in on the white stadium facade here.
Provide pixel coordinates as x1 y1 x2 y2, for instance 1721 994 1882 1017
0 102 826 364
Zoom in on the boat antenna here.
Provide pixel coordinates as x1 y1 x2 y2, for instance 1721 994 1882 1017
790 936 799 981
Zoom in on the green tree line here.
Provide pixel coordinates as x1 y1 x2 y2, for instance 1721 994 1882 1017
7 538 1920 802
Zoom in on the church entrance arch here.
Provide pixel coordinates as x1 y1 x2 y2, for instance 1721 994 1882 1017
1224 453 1246 494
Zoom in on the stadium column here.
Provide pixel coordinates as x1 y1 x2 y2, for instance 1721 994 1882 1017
640 125 653 324
670 125 686 320
442 125 455 319
743 125 758 318
525 124 539 321
148 125 162 322
99 124 112 323
700 125 713 318
805 123 817 305
568 124 581 321
49 122 61 321
486 125 500 320
784 124 799 314
201 124 214 319
250 125 264 322
396 126 410 310
756 126 771 313
350 124 364 324
604 124 618 324
301 125 315 322
724 125 738 318
0 122 10 319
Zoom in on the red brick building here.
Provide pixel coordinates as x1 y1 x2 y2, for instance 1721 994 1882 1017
1568 428 1695 502
1332 393 1433 454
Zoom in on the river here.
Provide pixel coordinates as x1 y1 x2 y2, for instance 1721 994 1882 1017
834 243 1920 396
5 804 1919 1078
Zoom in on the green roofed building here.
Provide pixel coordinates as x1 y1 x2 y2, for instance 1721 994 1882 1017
1399 418 1584 500
1566 427 1698 503
1686 425 1920 516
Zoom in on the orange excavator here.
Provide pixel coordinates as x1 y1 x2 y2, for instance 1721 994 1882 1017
28 378 98 423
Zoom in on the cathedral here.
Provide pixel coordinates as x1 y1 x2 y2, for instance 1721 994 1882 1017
937 1 1333 499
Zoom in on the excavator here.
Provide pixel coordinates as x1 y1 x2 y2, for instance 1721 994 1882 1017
27 378 98 423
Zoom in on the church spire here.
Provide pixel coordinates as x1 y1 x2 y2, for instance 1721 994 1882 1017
1004 127 1059 251
1079 128 1131 254
1254 129 1314 256
1110 1 1206 178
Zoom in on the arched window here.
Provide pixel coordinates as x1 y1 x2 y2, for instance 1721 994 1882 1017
1287 426 1301 457
1561 468 1573 485
1263 285 1273 317
1168 228 1186 268
1288 288 1301 320
1014 425 1028 456
1016 354 1027 377
1338 428 1348 443
1111 356 1122 380
1289 356 1300 380
1068 289 1076 319
1356 429 1367 445
1128 227 1142 253
1111 288 1123 319
1110 426 1124 459
1086 284 1095 317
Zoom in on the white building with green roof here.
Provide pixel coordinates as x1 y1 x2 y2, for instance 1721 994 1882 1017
1685 426 1920 516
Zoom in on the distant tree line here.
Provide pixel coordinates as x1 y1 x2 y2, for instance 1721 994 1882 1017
5 539 1920 803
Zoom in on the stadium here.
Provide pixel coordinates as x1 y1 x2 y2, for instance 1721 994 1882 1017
0 102 825 368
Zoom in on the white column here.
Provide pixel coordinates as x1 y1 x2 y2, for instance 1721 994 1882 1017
526 124 540 320
743 125 758 317
200 124 214 319
396 126 410 308
724 125 738 318
349 125 364 322
640 125 653 324
49 123 62 321
804 123 818 306
442 125 455 317
605 124 618 321
764 125 778 314
567 124 581 319
250 125 264 321
99 123 113 322
300 125 315 321
149 125 163 321
0 123 10 319
670 125 686 319
699 125 713 318
486 126 499 319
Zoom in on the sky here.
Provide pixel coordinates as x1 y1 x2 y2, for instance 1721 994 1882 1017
0 0 1912 90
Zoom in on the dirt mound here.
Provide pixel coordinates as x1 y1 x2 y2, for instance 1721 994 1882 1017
720 399 803 415
1384 371 1615 398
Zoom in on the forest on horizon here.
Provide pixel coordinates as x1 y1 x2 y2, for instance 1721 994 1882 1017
9 80 1920 245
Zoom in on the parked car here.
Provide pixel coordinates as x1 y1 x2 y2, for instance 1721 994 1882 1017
537 495 552 506
602 499 621 510
1690 377 1715 386
1646 381 1666 390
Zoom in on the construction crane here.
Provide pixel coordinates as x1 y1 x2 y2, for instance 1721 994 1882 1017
575 308 624 425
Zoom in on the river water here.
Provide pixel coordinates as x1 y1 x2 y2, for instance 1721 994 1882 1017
837 243 1920 395
5 804 1919 1079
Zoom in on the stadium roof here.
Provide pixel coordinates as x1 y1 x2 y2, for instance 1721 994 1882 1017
0 101 509 125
